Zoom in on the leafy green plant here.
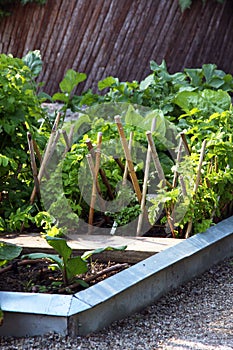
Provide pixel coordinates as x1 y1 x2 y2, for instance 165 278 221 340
0 52 49 231
0 54 49 215
2 52 233 238
51 69 87 124
23 236 126 287
0 241 22 267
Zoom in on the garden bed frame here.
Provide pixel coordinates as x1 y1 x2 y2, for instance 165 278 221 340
0 216 233 337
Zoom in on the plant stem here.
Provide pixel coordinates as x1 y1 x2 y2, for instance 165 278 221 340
58 263 129 293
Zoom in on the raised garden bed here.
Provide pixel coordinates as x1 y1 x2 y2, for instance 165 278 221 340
0 216 232 337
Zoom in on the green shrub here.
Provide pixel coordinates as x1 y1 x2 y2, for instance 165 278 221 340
0 53 47 230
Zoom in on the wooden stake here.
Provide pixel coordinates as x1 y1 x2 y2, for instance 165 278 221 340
88 132 102 233
61 129 70 152
86 154 105 212
110 131 134 235
172 135 183 188
68 124 75 145
146 131 166 186
86 138 114 200
27 132 40 203
136 118 156 236
115 115 142 203
146 131 176 236
180 132 190 156
185 139 207 238
30 113 61 204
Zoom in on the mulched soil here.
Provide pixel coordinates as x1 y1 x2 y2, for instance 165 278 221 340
0 258 130 295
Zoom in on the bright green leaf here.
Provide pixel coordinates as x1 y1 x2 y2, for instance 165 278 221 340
66 256 88 281
59 70 86 94
125 105 143 126
98 76 117 91
45 236 72 263
82 245 127 261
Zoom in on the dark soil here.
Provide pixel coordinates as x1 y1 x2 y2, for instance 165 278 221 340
0 258 130 295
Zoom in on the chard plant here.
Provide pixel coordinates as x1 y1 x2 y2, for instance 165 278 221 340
22 236 126 287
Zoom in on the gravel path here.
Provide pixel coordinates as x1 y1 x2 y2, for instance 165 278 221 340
0 256 232 350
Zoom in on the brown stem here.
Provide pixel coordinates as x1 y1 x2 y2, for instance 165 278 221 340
0 259 47 275
58 263 129 293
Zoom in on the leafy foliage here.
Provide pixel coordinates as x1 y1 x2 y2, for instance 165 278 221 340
0 241 22 267
0 52 48 232
1 53 233 238
23 236 126 287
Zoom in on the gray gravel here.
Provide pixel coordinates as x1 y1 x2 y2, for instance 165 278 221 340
0 256 232 349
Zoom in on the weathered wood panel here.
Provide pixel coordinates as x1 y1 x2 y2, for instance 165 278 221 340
0 0 232 95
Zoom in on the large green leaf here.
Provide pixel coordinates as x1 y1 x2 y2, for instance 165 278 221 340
174 91 199 112
202 64 217 84
139 74 154 90
98 76 117 91
22 50 42 77
52 92 69 103
200 89 231 111
22 252 62 267
0 241 22 263
139 110 166 137
125 105 143 126
45 236 72 263
59 70 86 95
66 256 88 281
82 245 127 261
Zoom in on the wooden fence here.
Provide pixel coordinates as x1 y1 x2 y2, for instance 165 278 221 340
0 0 232 95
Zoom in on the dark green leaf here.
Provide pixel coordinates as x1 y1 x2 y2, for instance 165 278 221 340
0 242 22 262
60 70 86 94
82 245 127 261
66 256 88 281
46 236 72 263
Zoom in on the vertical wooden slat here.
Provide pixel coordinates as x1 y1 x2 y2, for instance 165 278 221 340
0 0 232 96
